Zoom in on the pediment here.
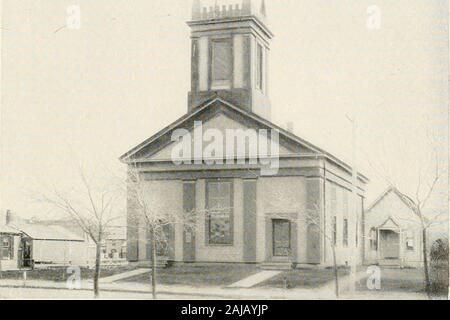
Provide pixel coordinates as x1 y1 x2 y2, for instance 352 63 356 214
149 112 293 161
121 98 322 163
378 217 400 230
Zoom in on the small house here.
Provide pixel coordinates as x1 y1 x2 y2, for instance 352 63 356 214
0 224 22 271
364 187 424 268
15 223 88 267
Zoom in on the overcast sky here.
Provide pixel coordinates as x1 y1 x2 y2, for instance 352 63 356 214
1 0 448 222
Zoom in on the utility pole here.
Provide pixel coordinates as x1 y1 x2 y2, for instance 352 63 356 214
346 114 358 297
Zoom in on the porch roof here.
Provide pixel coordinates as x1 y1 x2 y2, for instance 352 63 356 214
0 224 22 235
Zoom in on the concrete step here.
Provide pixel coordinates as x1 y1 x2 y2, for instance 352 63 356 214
133 258 169 269
227 271 282 288
378 259 401 267
260 262 294 271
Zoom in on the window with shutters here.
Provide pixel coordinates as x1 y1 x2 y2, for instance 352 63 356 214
332 216 337 246
343 219 349 247
1 235 13 260
370 228 378 250
211 39 232 89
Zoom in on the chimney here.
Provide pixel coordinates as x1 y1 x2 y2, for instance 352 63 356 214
5 210 12 225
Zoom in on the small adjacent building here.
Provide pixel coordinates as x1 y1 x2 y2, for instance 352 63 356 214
102 227 127 260
1 211 89 269
0 224 22 271
16 223 87 267
364 187 424 268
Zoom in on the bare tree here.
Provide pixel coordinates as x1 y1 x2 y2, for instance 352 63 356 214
389 158 445 298
267 187 342 298
126 165 195 299
363 138 447 298
35 168 122 298
304 205 340 298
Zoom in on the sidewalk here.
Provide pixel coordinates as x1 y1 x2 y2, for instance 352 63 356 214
0 278 332 299
0 277 427 300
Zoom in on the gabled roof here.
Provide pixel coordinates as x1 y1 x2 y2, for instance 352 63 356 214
0 224 21 235
120 97 369 182
378 216 401 229
10 223 85 242
366 186 418 214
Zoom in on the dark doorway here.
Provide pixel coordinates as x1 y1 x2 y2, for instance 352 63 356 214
380 229 400 259
273 219 291 257
21 238 32 268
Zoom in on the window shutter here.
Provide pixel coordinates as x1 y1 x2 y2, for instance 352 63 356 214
10 236 14 259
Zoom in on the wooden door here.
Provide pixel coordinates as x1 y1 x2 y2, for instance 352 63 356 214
381 230 400 259
273 220 291 257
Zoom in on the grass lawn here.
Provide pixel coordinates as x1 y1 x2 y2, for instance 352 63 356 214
356 267 427 294
0 265 136 283
257 267 350 289
121 264 259 287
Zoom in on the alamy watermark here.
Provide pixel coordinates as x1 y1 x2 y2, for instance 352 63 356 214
367 5 382 30
171 121 280 176
67 5 81 30
366 265 381 290
66 266 82 290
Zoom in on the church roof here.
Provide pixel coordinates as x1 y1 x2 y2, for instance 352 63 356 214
120 97 368 182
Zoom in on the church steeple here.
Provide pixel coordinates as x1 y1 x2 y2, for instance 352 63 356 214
187 0 273 120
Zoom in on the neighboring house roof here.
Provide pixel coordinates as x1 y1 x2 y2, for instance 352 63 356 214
0 224 21 235
366 187 418 214
106 227 126 240
10 223 85 242
120 97 369 182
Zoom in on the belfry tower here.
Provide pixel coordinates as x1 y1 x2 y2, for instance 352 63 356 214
187 0 273 119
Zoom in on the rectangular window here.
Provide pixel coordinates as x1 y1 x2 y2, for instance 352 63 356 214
370 228 378 250
406 238 415 250
343 219 348 247
406 230 415 250
332 216 337 246
1 235 13 260
206 181 233 245
212 39 232 84
330 185 337 215
256 44 264 90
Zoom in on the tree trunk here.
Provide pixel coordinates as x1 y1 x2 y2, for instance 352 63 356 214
332 246 339 299
422 228 431 298
151 229 157 300
94 242 102 298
